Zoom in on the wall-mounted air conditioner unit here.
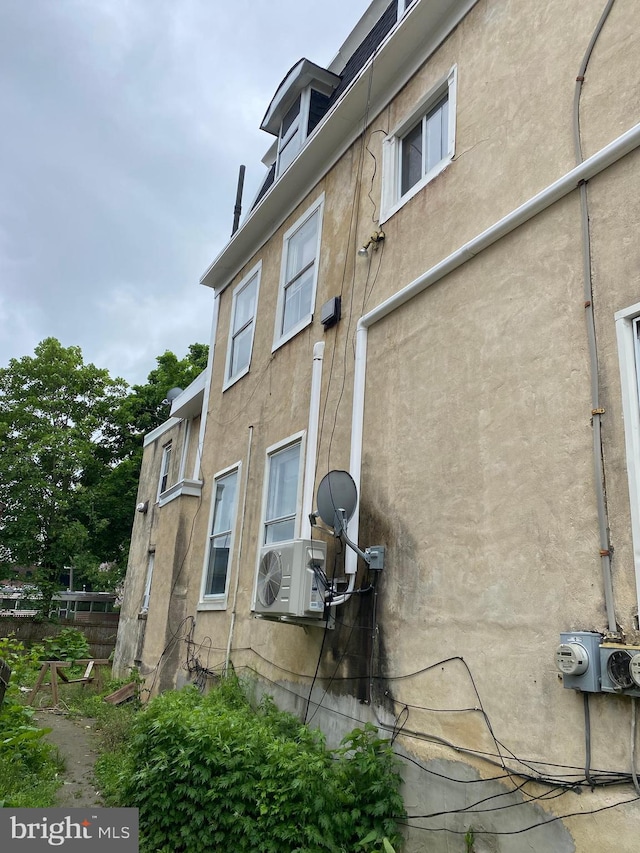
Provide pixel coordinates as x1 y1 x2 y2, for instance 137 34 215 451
254 539 327 620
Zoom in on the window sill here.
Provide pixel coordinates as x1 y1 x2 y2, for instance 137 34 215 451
197 598 228 612
222 365 250 392
158 478 203 507
380 156 452 224
272 314 313 353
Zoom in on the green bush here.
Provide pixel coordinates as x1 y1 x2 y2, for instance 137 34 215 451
0 634 43 690
0 699 62 807
100 678 405 853
40 627 90 661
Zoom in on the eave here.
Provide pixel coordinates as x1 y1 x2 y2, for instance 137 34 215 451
200 0 479 294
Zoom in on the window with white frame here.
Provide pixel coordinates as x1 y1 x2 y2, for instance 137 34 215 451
273 196 324 350
381 66 457 222
224 263 261 389
140 552 154 613
263 438 303 544
158 442 172 498
397 0 417 19
615 304 640 616
201 467 239 602
277 92 306 176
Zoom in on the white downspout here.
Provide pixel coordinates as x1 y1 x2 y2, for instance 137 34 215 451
301 342 325 540
346 122 640 579
193 292 220 482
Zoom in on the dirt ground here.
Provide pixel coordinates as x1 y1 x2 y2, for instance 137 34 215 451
34 710 103 808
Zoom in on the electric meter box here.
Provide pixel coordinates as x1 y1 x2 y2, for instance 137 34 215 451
557 632 602 692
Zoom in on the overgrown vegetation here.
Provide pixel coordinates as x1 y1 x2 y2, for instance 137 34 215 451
96 678 405 853
40 626 90 661
0 635 62 807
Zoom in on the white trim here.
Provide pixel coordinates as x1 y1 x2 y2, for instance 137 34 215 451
276 88 311 178
143 417 179 448
157 477 203 508
615 302 640 619
346 121 640 583
272 194 325 351
198 461 241 611
397 0 417 21
223 261 262 391
178 419 190 481
381 65 457 223
193 294 220 481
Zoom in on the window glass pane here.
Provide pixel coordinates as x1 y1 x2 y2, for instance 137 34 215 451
266 443 300 542
205 533 231 595
265 518 296 545
233 276 257 333
282 266 314 333
212 472 238 536
230 325 253 377
425 96 448 172
92 601 107 612
286 212 318 282
278 130 300 173
281 95 301 137
401 121 423 195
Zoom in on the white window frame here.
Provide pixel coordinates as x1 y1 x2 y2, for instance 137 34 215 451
380 65 457 224
140 551 155 614
157 441 172 500
223 262 261 391
260 431 306 547
615 302 640 618
198 462 241 611
273 194 324 352
397 0 418 19
276 89 312 177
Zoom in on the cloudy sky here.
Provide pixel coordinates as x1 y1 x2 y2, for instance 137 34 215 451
0 0 366 386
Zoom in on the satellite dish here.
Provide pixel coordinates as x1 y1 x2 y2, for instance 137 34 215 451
316 470 358 529
165 387 184 402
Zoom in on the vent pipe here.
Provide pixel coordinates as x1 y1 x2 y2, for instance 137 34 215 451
231 165 246 236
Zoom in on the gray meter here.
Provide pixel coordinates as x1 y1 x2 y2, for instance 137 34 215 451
556 643 589 676
557 632 602 692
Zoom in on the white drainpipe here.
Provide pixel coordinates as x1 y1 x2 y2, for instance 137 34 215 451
346 121 640 578
301 342 325 540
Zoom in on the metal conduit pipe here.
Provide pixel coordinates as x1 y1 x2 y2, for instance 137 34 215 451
346 121 640 578
573 0 618 634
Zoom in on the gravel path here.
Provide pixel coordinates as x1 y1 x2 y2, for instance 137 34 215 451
34 710 103 808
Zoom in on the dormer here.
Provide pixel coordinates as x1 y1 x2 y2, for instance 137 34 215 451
260 59 341 178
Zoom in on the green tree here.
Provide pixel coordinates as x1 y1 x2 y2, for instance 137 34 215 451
0 338 127 604
0 339 208 601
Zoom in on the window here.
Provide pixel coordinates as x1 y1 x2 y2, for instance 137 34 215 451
263 437 303 544
158 442 172 498
398 0 417 18
201 467 239 604
224 262 261 389
381 66 457 222
277 93 306 176
141 552 154 613
273 195 324 350
615 304 640 616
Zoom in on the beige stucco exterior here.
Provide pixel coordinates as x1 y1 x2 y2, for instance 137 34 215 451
115 1 640 848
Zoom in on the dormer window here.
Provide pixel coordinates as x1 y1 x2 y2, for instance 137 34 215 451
261 59 341 179
398 0 418 18
278 93 305 175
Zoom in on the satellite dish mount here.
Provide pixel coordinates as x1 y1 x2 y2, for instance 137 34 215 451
315 471 385 571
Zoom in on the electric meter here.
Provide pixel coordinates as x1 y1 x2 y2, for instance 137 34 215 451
555 643 589 676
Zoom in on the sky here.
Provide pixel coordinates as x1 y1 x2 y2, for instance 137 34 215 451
0 0 366 386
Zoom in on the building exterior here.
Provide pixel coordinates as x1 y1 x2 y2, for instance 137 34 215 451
114 1 640 848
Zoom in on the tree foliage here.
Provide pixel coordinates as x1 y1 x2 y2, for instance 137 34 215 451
0 338 208 597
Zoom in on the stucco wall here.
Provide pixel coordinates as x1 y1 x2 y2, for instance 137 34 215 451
116 0 640 848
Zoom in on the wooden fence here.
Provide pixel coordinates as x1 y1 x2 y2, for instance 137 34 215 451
0 616 120 661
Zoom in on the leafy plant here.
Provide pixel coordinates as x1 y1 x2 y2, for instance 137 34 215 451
98 678 405 853
40 627 90 662
0 699 62 807
0 634 44 692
